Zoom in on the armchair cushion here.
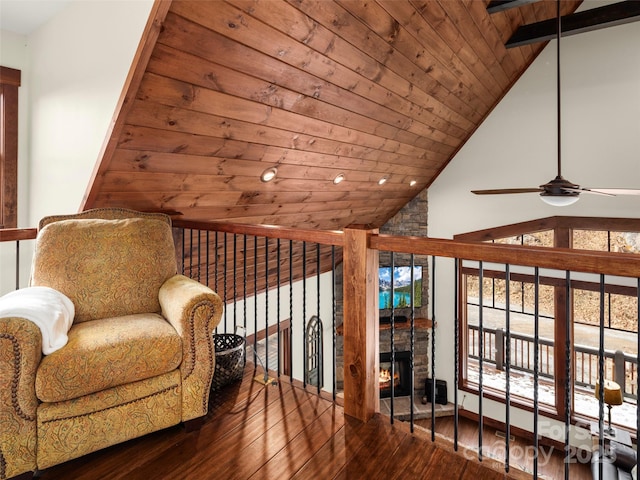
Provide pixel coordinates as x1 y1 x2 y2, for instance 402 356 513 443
35 313 182 403
31 217 177 323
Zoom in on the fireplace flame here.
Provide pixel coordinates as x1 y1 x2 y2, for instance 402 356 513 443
379 368 400 390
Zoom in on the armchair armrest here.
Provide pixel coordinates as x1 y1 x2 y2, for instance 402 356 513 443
0 317 42 479
159 275 223 421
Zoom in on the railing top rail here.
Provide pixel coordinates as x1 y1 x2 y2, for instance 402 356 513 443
172 219 344 246
171 220 640 278
373 234 640 278
0 228 37 242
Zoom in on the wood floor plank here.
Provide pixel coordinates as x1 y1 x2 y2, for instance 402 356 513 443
123 371 288 479
422 448 468 478
461 461 509 480
178 384 318 479
386 434 438 480
247 403 345 480
333 414 409 479
200 389 334 479
290 415 375 480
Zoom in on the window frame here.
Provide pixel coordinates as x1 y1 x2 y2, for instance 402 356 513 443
0 65 21 229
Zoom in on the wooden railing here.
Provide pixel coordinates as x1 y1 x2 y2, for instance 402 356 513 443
171 220 640 479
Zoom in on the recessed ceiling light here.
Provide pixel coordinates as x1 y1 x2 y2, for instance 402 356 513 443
378 176 388 186
261 167 278 182
333 173 345 185
410 180 417 187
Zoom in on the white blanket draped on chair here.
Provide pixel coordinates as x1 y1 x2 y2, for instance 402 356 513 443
0 286 74 354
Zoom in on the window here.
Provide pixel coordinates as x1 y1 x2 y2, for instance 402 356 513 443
0 66 21 229
456 218 640 431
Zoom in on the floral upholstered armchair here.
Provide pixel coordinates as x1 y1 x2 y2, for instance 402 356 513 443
0 208 223 479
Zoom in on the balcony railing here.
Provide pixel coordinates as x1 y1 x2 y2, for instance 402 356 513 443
3 219 640 480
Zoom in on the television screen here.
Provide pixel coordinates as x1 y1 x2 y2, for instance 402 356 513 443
379 266 422 309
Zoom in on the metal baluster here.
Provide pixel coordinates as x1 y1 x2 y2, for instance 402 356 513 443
197 230 201 283
564 270 571 480
410 254 415 433
277 239 281 378
243 235 247 346
254 236 258 368
180 228 185 276
289 240 294 383
533 267 540 479
15 240 20 289
636 278 639 476
505 264 511 473
214 232 219 293
430 255 436 441
303 241 307 388
265 236 269 373
478 261 484 462
390 253 396 423
223 232 228 333
189 229 194 279
597 274 606 480
454 258 460 452
205 231 210 288
233 234 237 332
317 243 321 394
332 245 337 402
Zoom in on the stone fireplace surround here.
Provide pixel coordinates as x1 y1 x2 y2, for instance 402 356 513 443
335 190 431 398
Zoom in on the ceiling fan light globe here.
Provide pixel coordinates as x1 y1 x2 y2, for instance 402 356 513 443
539 194 580 207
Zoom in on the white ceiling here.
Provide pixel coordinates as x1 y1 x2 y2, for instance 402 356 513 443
0 0 71 35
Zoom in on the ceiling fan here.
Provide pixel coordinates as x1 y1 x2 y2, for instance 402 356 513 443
472 0 640 207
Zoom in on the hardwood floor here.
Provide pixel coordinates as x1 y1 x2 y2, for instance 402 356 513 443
38 364 538 480
414 416 592 480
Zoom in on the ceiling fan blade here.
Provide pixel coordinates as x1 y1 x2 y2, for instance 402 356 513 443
472 188 543 195
582 188 640 196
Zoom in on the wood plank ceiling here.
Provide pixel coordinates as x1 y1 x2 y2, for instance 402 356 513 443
82 0 582 231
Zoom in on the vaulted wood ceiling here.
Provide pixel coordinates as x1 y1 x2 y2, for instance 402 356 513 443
82 0 583 231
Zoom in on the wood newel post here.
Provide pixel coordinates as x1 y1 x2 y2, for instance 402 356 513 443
343 227 379 422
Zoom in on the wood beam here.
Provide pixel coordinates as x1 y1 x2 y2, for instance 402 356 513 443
506 1 640 48
487 0 541 15
342 227 379 422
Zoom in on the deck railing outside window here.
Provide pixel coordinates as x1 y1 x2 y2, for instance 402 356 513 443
469 323 638 400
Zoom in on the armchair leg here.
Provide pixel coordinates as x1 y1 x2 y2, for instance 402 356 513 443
183 416 206 432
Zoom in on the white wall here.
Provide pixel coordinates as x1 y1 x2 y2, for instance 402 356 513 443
428 20 640 446
27 0 153 224
0 0 152 294
429 21 640 238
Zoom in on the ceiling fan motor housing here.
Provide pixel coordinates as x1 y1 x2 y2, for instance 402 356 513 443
540 175 580 197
